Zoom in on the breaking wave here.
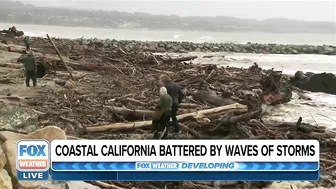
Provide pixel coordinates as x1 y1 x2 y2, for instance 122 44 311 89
173 34 183 39
188 51 336 129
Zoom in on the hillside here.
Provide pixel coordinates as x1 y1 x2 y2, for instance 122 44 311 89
0 0 335 33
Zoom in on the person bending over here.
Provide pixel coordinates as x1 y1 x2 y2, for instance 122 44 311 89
152 86 172 139
159 75 184 133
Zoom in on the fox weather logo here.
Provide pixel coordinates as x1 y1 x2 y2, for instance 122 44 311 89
16 140 50 181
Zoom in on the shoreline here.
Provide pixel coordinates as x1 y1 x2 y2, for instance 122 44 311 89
0 35 335 189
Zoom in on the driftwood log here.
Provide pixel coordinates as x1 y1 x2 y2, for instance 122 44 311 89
7 46 26 54
106 103 203 121
86 103 248 132
192 90 236 106
170 56 198 62
59 116 85 135
0 78 13 84
210 109 262 138
220 109 262 126
180 103 201 108
179 123 204 139
106 106 154 120
0 63 22 69
46 34 74 80
89 181 125 189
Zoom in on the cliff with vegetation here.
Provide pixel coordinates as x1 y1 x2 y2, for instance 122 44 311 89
1 0 335 33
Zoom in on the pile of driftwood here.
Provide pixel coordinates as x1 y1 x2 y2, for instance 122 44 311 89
0 28 24 38
1 35 336 189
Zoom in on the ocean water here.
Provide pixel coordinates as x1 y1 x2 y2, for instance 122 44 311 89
1 23 336 45
185 52 336 128
1 22 336 128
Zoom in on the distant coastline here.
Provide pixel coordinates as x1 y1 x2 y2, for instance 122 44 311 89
2 20 334 35
1 0 335 34
0 21 198 33
2 22 334 46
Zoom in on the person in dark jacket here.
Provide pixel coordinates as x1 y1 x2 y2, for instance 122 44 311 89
24 36 31 51
152 87 172 139
159 75 184 133
11 26 17 33
21 50 37 87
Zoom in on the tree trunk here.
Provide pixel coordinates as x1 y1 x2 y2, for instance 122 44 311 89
7 47 25 54
0 63 22 69
46 34 74 80
192 90 236 106
86 103 248 133
106 106 154 120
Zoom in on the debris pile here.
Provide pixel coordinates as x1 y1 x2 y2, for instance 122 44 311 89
0 35 336 189
0 26 24 38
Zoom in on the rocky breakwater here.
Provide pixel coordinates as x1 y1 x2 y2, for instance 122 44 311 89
79 38 336 55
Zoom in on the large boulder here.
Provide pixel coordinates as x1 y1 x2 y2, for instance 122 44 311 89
65 181 100 189
0 103 38 133
0 126 99 189
34 181 100 189
1 126 67 189
267 181 317 189
322 46 336 55
292 71 336 95
0 131 12 189
0 145 7 170
0 169 12 189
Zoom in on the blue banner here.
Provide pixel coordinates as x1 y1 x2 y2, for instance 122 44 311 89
51 170 319 181
17 170 49 181
52 162 318 171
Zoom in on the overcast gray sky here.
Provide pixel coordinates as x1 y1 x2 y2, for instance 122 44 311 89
18 0 336 22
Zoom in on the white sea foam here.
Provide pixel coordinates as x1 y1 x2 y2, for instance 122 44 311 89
188 51 336 128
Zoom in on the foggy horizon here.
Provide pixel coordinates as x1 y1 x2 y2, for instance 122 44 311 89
16 0 336 23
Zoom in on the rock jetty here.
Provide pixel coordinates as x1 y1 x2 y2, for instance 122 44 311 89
77 38 336 55
2 33 335 55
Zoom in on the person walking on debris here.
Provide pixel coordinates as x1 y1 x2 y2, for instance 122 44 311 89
152 87 173 139
24 36 31 51
159 75 184 134
21 50 37 87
